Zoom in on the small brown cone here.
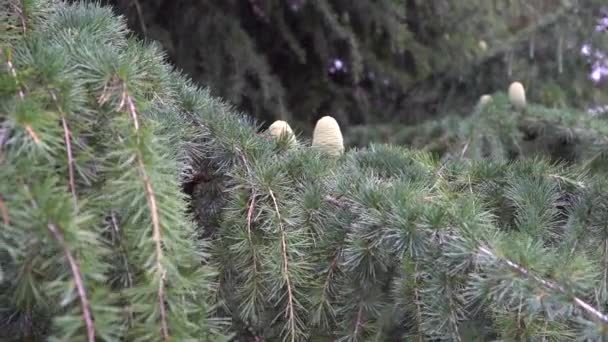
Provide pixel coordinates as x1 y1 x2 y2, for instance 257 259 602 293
312 116 344 156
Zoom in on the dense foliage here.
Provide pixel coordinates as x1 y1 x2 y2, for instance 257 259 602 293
100 0 607 134
3 1 608 342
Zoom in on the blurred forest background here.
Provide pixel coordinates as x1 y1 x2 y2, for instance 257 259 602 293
98 0 607 140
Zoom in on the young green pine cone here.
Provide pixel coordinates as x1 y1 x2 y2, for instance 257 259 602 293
479 94 492 107
268 120 296 144
312 116 344 156
508 81 526 111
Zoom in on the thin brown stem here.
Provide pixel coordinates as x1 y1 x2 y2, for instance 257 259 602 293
23 184 95 342
268 188 296 342
47 223 96 342
120 85 170 341
139 157 170 341
5 56 40 144
479 246 608 323
50 92 78 204
61 117 77 203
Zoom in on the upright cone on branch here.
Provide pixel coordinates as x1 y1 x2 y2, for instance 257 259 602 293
312 116 344 156
508 81 527 111
268 120 296 144
479 94 492 107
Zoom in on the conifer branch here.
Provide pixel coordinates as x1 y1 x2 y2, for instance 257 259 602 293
50 92 77 204
61 117 76 202
22 184 96 342
46 222 96 342
139 158 170 341
5 54 40 144
412 262 424 342
268 188 297 342
119 83 170 341
322 250 340 297
110 211 134 290
246 191 260 277
478 246 608 323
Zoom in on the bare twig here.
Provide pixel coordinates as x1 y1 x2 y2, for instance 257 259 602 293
479 246 608 323
246 191 261 279
268 188 297 342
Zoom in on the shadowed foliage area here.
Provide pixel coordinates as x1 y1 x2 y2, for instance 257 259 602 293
98 0 607 135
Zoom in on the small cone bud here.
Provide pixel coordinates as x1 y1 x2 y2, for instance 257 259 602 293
479 94 492 107
508 81 526 111
479 40 487 52
268 120 296 144
312 116 344 156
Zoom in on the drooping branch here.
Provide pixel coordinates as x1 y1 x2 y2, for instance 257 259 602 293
5 53 40 144
268 188 297 342
478 246 608 324
46 222 96 342
50 91 77 204
117 82 170 341
22 184 96 342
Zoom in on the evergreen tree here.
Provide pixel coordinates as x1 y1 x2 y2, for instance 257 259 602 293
1 1 225 340
3 1 608 341
98 0 606 133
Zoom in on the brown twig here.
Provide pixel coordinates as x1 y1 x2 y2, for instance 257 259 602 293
245 190 262 278
268 188 297 342
23 184 95 342
139 159 170 341
47 223 96 342
50 92 78 204
479 246 608 323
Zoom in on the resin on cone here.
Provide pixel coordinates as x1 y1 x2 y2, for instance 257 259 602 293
312 116 344 156
508 82 526 111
